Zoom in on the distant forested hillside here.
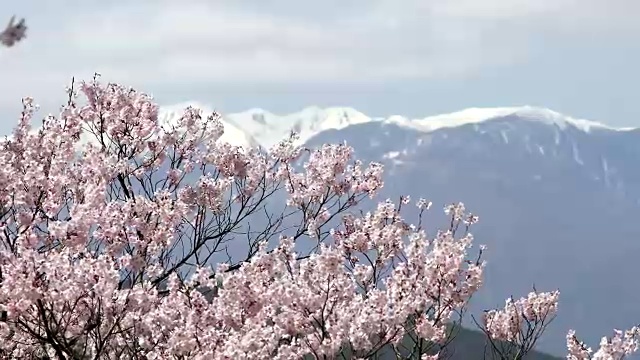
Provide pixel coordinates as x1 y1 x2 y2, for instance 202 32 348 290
434 326 562 360
298 324 562 359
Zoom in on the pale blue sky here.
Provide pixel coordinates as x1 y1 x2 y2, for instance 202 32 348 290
0 0 638 132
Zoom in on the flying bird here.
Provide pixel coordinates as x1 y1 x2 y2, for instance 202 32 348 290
0 16 27 47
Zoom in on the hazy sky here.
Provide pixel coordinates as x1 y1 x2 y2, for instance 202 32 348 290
1 0 639 133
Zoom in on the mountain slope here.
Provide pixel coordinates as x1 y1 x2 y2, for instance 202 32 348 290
442 327 562 360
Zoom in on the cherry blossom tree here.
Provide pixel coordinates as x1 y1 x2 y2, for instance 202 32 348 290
0 16 26 47
0 74 636 359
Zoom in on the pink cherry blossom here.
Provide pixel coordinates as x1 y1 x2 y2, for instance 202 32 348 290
0 77 485 359
0 16 26 47
567 327 640 360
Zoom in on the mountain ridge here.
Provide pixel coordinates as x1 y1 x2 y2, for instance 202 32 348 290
158 104 634 150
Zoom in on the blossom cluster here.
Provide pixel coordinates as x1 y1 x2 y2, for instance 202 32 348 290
0 78 484 359
483 290 560 342
567 327 640 360
0 16 26 47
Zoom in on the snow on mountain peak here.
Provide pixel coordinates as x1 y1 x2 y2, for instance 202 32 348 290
221 106 373 148
387 106 617 134
508 106 611 132
158 103 629 149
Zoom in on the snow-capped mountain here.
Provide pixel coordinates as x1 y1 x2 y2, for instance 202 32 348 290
382 106 629 133
223 106 373 148
159 103 633 150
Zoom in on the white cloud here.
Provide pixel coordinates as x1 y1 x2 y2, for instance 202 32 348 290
0 0 637 115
